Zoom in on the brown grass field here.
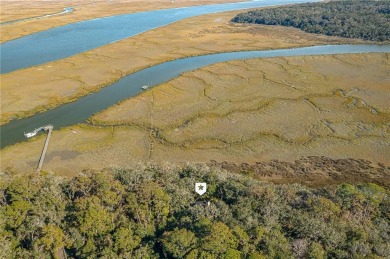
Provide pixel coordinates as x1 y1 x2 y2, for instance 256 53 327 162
1 1 388 185
0 9 365 125
1 53 389 183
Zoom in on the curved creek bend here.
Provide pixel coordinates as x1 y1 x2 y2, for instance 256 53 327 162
1 44 390 148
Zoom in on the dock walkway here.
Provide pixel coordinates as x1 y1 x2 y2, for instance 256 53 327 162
36 125 53 172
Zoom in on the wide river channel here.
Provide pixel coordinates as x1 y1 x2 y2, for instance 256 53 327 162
0 0 318 73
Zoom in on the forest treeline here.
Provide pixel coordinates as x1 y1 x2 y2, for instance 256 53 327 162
231 1 390 41
1 164 389 258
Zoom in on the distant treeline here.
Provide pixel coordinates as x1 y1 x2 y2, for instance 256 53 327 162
1 164 389 258
231 1 390 41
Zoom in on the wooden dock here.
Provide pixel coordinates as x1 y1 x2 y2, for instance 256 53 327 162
36 125 53 173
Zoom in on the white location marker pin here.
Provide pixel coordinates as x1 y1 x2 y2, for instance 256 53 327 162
195 183 207 195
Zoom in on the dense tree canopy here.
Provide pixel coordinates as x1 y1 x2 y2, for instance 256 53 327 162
1 164 389 258
231 1 390 41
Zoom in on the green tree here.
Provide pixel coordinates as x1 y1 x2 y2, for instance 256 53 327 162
1 163 389 258
161 228 197 258
201 222 238 257
74 196 114 237
231 1 390 41
247 252 266 259
232 226 250 255
262 229 293 259
225 248 241 259
35 225 69 259
4 200 31 229
307 242 325 259
91 172 125 209
113 227 141 254
125 181 170 237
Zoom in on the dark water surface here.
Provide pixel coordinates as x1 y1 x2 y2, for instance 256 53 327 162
0 0 318 73
1 44 389 148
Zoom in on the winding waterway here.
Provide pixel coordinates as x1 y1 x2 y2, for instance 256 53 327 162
1 44 389 148
0 7 74 26
0 0 319 73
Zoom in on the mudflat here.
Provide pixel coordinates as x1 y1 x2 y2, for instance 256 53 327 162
1 53 389 177
0 10 365 125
